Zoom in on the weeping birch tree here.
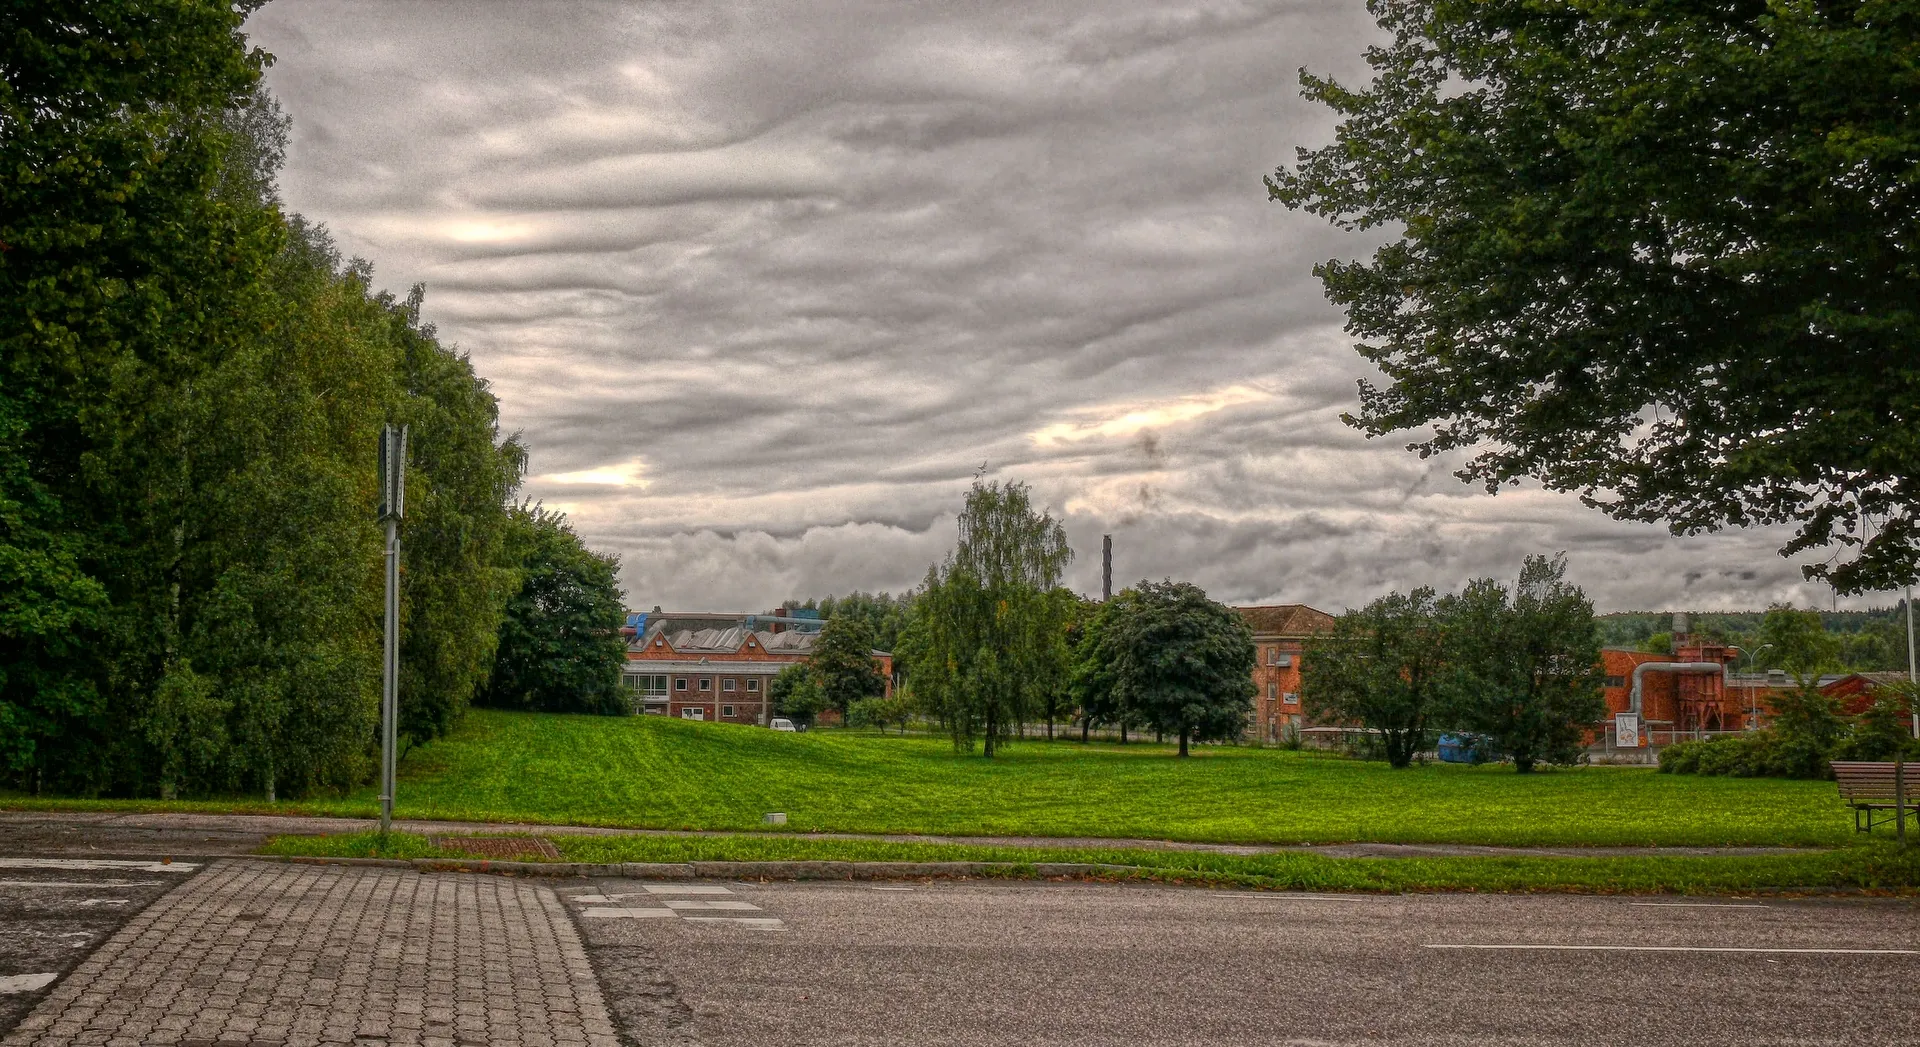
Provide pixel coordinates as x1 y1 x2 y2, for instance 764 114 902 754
914 481 1073 756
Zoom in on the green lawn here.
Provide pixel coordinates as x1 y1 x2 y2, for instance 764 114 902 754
260 831 1920 895
8 709 1861 848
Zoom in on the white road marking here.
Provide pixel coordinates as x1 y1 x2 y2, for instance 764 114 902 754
1217 893 1382 902
1630 902 1769 909
663 899 760 911
641 884 734 895
0 880 163 888
681 917 785 930
0 858 196 873
578 907 677 919
871 886 914 891
1427 944 1918 955
0 973 58 994
569 894 618 904
77 899 130 907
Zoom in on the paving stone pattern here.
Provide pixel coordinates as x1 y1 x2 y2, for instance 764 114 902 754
2 861 621 1047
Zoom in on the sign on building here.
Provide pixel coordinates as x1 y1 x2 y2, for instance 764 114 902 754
1615 712 1642 749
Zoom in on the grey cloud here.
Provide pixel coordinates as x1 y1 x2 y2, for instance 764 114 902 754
246 0 1888 616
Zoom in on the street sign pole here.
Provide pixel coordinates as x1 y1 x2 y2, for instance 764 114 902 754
378 425 407 835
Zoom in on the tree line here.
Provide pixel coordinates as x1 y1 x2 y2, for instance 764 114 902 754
1 4 625 799
774 480 1257 757
1302 556 1605 772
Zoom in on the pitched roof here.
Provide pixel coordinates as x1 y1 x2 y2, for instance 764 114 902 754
1235 604 1337 638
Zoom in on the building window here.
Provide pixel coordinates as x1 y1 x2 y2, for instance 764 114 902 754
723 679 737 692
1605 675 1626 688
722 705 735 718
699 677 712 692
1283 692 1299 705
674 678 688 692
1269 682 1277 700
681 707 704 721
747 679 760 692
1267 647 1277 665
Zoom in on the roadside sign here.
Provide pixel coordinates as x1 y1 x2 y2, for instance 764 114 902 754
1615 712 1642 748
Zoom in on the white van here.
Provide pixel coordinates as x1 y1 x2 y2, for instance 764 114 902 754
769 717 798 732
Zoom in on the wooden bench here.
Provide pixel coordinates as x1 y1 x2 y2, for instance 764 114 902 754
1832 761 1920 834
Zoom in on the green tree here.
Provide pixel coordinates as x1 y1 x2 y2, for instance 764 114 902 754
1758 605 1843 683
1075 580 1255 757
477 505 627 715
1072 590 1136 743
769 663 827 728
0 5 529 798
1302 588 1448 768
811 614 885 720
913 480 1073 756
1269 0 1920 596
1443 555 1604 773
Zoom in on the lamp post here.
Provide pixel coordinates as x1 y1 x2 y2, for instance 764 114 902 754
1739 643 1773 733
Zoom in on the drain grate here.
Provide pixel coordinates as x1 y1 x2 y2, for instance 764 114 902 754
428 835 561 860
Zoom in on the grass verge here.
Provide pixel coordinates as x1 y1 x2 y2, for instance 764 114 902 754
257 831 1920 895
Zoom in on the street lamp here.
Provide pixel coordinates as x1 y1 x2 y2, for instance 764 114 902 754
1738 644 1773 732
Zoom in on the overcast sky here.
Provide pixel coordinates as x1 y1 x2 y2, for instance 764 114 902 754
246 0 1886 615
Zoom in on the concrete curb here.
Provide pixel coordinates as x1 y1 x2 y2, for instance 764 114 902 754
250 854 1148 883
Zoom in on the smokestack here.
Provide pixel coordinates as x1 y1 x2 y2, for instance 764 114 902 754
1102 534 1112 601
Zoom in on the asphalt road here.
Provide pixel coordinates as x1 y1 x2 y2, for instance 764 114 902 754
562 877 1920 1046
0 856 199 1033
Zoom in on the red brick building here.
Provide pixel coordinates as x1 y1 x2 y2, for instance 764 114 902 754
1235 604 1337 742
620 610 893 725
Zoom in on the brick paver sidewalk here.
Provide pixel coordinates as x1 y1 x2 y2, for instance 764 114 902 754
3 861 622 1047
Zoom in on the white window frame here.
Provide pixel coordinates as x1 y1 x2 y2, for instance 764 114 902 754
1283 691 1299 706
723 678 736 692
699 677 712 692
721 704 734 718
674 677 688 692
747 679 760 692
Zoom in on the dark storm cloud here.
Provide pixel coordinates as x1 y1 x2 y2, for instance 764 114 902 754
247 0 1878 614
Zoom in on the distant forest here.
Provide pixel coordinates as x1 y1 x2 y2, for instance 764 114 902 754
1597 605 1915 672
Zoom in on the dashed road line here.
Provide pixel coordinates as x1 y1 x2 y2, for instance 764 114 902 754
1630 902 1769 909
0 880 164 889
683 914 787 929
0 973 59 994
871 886 914 891
1427 944 1918 955
567 883 785 929
0 858 197 873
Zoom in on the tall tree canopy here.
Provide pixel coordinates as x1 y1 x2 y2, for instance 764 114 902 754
476 505 627 716
1269 0 1920 595
1 3 526 798
912 480 1073 756
810 614 886 719
1302 588 1449 768
1443 555 1604 772
1074 580 1255 757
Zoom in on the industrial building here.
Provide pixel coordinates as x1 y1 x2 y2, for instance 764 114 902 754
619 608 894 724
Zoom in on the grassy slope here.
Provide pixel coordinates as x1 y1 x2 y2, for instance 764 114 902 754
42 709 1847 847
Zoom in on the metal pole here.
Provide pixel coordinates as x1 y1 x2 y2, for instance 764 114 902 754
1898 758 1907 846
1102 535 1112 601
1907 585 1917 739
381 515 398 834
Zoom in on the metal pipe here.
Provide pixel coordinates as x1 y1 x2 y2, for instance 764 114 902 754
1628 662 1726 717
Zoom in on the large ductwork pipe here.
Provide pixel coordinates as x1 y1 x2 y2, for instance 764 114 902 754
1629 662 1725 715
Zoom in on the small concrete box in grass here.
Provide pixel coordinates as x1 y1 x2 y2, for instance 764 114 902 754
763 812 787 825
